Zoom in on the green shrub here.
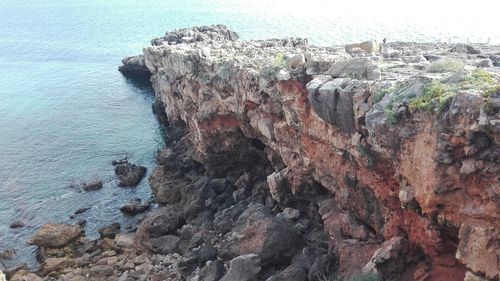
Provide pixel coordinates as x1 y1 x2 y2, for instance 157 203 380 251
410 69 498 113
384 108 399 124
273 52 287 69
427 58 464 73
373 91 386 103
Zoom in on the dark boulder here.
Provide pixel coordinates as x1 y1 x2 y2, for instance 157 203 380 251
98 223 120 239
119 198 150 215
114 163 146 187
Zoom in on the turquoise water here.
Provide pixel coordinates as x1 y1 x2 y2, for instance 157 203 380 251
1 0 499 269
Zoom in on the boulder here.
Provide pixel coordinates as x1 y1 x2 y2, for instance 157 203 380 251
456 223 499 280
98 223 121 239
114 163 146 187
134 206 184 251
197 244 218 266
325 58 381 80
42 257 73 274
266 264 308 281
450 44 481 54
9 272 42 281
119 198 150 215
148 235 180 254
88 265 114 279
306 78 356 134
28 224 82 248
364 236 408 278
220 254 261 281
220 204 300 265
346 40 380 54
82 180 102 191
266 169 291 203
200 260 225 281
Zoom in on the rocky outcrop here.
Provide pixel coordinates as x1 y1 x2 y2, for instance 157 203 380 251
118 55 151 78
16 25 499 281
141 26 499 281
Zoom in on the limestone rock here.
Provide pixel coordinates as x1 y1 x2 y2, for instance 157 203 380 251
364 237 408 279
118 55 151 78
134 206 183 252
220 254 261 281
325 58 381 80
456 224 499 280
220 204 300 265
28 224 82 248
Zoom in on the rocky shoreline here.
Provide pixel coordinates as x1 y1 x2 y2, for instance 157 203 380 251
3 25 499 281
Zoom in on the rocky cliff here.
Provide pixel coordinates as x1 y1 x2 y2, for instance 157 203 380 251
10 25 498 281
142 25 499 281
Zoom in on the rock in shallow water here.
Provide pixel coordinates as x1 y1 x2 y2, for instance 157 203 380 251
114 162 146 187
82 180 102 191
9 221 25 228
98 223 121 239
28 224 82 248
119 198 150 215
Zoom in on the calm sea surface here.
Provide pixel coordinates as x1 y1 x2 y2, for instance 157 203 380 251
0 0 499 269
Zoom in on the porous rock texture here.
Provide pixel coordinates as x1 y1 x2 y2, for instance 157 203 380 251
11 25 498 281
142 25 499 280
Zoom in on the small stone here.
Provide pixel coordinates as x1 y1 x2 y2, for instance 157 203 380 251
75 207 90 215
276 69 291 81
282 208 300 220
83 180 103 191
9 221 25 228
43 257 73 274
460 159 477 174
89 265 114 279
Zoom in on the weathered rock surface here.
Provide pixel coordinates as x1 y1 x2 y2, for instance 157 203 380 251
82 180 102 191
114 162 146 187
118 55 151 78
141 25 499 281
119 198 150 215
21 25 500 281
28 224 82 248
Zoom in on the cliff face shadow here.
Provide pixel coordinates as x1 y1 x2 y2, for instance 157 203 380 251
123 75 154 93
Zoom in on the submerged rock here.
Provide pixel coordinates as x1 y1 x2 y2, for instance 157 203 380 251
9 221 25 229
82 180 102 191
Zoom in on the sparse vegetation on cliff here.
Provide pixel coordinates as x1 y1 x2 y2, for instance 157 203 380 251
409 69 498 113
426 57 464 73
